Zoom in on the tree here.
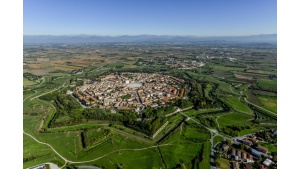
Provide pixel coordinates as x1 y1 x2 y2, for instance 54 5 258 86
240 144 245 150
226 139 232 147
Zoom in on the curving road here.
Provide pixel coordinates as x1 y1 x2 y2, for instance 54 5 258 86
23 130 69 168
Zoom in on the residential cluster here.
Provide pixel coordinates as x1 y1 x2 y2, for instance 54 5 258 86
72 73 184 111
165 58 205 69
137 58 205 69
217 130 277 169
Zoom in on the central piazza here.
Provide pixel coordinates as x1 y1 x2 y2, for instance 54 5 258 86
72 72 185 111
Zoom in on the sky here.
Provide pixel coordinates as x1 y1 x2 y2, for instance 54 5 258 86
23 0 277 36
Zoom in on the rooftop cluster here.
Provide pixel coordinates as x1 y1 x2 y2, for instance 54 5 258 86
73 73 185 111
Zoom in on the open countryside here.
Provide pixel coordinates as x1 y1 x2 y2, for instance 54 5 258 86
23 40 277 169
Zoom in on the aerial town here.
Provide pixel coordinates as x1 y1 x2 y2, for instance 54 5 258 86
72 73 185 112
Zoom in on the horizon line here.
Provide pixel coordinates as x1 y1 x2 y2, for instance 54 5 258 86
23 33 277 37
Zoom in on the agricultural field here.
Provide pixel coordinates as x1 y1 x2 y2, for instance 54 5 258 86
257 79 277 88
257 96 277 113
23 77 37 86
223 96 253 114
183 108 222 117
210 64 246 71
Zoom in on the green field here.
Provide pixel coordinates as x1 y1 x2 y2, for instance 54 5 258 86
24 110 214 169
239 128 261 136
183 125 211 141
210 64 245 71
24 77 37 86
205 76 238 96
257 78 277 88
217 112 253 128
199 142 211 169
23 134 65 168
183 109 222 117
257 96 277 113
223 97 253 114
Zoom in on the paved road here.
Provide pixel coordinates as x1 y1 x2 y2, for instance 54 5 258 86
210 135 216 169
180 111 232 140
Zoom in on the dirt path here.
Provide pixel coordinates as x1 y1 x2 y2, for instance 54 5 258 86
229 85 240 96
31 82 66 101
215 116 220 129
23 130 69 168
37 77 45 87
71 143 175 164
23 90 37 102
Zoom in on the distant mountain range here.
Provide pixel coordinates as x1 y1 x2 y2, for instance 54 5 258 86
23 34 277 44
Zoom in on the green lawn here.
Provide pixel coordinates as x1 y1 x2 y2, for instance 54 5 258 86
257 96 277 113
